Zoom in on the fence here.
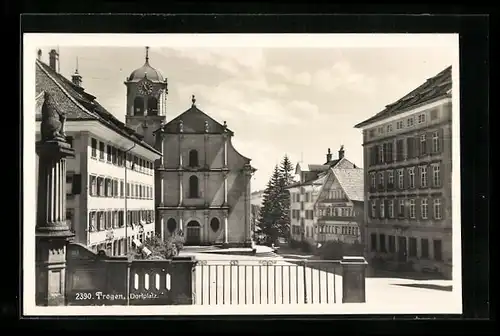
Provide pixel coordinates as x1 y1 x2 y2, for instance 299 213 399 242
59 243 367 306
193 259 343 305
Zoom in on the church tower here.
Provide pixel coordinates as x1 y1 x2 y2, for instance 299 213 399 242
125 46 168 147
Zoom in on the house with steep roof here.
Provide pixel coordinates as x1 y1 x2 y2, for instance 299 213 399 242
354 65 453 279
286 146 362 247
35 49 162 256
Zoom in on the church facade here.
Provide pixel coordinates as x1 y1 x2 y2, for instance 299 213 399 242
125 47 255 247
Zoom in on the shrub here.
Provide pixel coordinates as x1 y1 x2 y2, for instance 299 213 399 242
129 231 185 260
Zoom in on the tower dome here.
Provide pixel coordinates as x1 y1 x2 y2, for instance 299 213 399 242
127 46 165 82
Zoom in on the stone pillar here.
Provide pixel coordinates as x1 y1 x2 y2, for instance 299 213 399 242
204 211 209 245
178 172 183 206
204 172 209 207
223 171 228 206
340 256 368 303
159 211 165 240
204 134 209 168
223 134 228 168
223 213 228 244
178 134 183 168
179 216 184 232
243 164 254 246
35 99 75 306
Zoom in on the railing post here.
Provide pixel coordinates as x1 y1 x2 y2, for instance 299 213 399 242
169 256 197 305
340 256 368 303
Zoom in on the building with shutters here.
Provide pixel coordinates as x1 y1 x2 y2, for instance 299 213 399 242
286 146 363 249
35 49 162 256
354 66 452 279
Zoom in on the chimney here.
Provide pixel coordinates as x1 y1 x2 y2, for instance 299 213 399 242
338 145 345 160
49 49 59 71
326 148 332 163
37 49 42 61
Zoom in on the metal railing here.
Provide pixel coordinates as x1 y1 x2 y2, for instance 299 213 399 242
193 258 342 305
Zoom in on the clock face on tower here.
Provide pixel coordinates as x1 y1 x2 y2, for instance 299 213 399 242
137 80 153 95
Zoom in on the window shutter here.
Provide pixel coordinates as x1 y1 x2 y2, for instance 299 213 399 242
428 197 434 220
72 174 82 195
415 198 421 220
439 128 445 153
413 136 419 158
426 131 433 154
406 138 412 158
441 197 446 220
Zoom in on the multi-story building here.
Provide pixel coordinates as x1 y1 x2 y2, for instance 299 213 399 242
287 146 362 248
35 49 162 256
123 47 256 247
354 65 452 278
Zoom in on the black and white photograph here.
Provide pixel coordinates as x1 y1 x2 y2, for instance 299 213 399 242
23 33 461 316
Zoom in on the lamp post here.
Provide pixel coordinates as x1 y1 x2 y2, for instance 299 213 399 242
124 144 136 256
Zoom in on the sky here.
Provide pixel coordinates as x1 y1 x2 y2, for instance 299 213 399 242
37 42 455 192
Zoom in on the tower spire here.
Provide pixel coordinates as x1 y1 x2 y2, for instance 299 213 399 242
75 57 79 74
145 46 150 63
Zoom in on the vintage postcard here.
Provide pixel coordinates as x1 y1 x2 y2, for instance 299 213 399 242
23 33 461 316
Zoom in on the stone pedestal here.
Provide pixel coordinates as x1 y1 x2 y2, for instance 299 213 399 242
340 256 368 303
35 139 75 306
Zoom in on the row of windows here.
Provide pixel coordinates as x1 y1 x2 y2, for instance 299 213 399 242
369 164 441 192
369 197 443 220
88 209 154 232
369 109 439 138
88 175 153 200
165 217 221 234
370 233 443 261
368 129 443 166
90 138 154 176
317 225 359 236
317 206 354 218
325 190 345 200
292 192 312 203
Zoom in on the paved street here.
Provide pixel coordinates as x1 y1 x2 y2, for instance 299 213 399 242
187 250 455 307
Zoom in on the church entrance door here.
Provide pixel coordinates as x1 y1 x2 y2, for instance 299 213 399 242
186 221 201 246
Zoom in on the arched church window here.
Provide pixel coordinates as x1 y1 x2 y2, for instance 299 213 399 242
147 97 158 116
189 149 199 167
210 218 220 232
167 218 177 233
189 175 199 198
134 97 144 115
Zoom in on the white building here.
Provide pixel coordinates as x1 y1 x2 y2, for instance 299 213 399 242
35 49 162 256
286 147 363 248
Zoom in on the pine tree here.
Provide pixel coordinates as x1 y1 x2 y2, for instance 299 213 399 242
257 165 282 242
276 154 294 239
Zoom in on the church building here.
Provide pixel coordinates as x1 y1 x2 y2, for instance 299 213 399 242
124 47 256 247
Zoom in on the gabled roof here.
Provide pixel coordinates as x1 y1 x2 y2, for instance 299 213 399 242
332 168 364 202
288 157 346 190
308 164 330 172
35 59 161 155
355 65 452 128
154 104 234 135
